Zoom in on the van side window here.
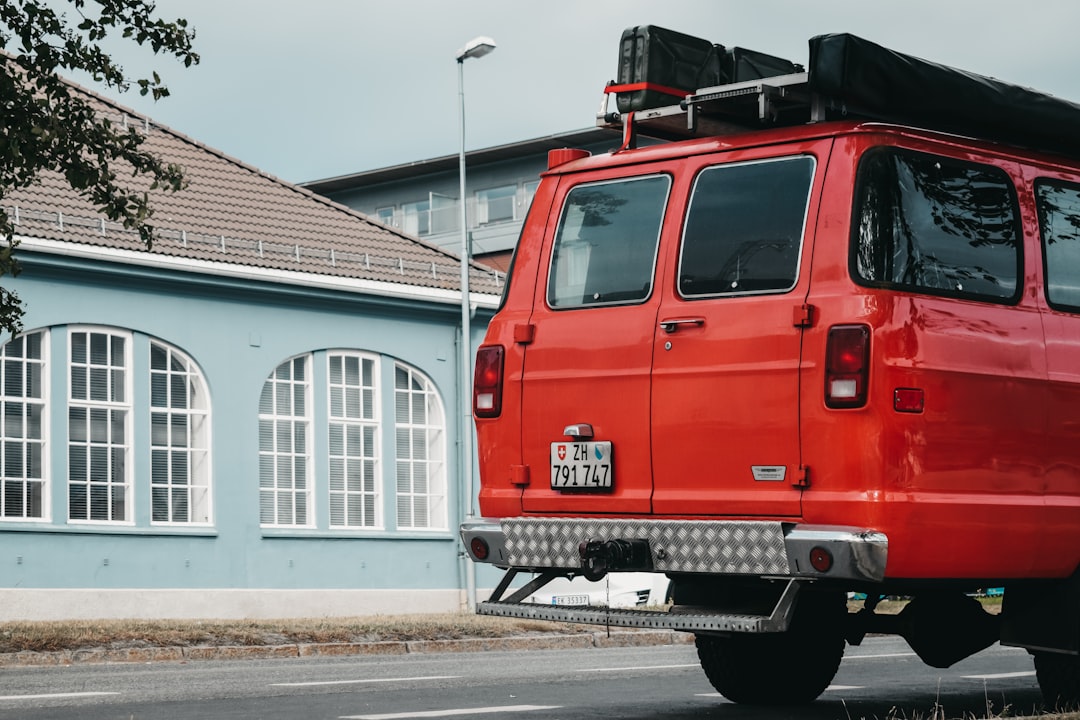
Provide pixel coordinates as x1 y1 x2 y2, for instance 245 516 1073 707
852 148 1021 302
1035 180 1080 311
547 175 670 308
679 156 814 297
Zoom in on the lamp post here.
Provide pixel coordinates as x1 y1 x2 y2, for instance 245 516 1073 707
456 35 495 612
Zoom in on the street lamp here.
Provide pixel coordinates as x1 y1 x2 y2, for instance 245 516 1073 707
457 35 495 612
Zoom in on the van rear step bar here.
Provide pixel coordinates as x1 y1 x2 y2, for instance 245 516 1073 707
478 569 802 634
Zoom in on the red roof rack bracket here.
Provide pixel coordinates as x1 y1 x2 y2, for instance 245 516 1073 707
605 81 689 103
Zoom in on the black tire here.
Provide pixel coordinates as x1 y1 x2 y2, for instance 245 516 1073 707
694 590 846 705
1034 651 1080 711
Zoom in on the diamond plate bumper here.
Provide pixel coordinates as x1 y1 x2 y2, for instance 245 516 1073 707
461 517 887 583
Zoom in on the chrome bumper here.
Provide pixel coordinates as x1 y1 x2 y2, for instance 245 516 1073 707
460 517 888 583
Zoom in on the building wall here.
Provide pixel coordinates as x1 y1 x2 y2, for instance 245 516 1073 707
0 250 500 620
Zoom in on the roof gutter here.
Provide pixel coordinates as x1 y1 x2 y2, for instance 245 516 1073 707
14 235 501 310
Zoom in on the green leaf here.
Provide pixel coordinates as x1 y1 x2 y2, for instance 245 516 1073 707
0 0 198 329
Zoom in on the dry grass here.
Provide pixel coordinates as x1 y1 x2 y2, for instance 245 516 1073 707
0 597 1006 654
0 613 589 654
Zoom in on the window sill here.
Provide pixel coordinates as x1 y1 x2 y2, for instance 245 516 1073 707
0 523 218 538
260 528 455 541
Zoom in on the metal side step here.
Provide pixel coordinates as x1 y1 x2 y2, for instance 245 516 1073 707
477 601 787 633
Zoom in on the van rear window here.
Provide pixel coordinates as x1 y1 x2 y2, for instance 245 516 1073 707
679 156 814 297
547 175 670 308
1035 180 1080 312
851 148 1021 302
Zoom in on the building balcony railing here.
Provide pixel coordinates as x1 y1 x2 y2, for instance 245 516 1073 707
377 187 536 241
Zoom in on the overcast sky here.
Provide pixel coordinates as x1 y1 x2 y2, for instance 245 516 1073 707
80 0 1080 185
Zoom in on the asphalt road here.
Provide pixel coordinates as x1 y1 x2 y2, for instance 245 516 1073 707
0 636 1045 720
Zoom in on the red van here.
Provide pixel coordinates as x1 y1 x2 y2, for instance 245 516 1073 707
461 31 1080 707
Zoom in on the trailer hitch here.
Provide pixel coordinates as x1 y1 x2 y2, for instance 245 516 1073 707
579 538 653 581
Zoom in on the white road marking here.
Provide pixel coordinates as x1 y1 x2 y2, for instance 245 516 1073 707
962 671 1038 680
273 675 461 687
846 652 918 660
697 686 864 698
0 691 120 701
581 663 700 673
341 706 560 720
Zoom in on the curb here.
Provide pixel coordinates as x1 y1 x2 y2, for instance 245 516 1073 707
0 630 692 667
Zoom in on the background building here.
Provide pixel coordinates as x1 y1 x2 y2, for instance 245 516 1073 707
0 84 503 620
303 129 624 273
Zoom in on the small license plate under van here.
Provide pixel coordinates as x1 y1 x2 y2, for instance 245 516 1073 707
550 441 613 489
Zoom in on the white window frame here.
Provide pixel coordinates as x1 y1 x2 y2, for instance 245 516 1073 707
0 329 48 521
259 355 313 528
402 199 431 236
393 363 447 531
476 184 517 226
327 351 381 529
523 180 540 215
67 327 133 525
374 206 397 228
150 341 212 526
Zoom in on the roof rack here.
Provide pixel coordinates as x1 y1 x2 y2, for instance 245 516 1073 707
598 72 822 144
597 32 1080 160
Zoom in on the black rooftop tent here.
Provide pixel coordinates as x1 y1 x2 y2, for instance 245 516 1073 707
807 33 1080 158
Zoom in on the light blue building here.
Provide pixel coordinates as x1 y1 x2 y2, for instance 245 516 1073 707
0 86 502 620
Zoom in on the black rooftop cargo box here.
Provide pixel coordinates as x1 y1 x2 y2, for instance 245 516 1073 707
726 46 803 82
615 25 805 113
616 25 723 112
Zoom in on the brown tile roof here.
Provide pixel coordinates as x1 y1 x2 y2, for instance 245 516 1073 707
3 79 504 299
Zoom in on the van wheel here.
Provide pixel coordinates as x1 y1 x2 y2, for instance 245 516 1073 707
695 631 844 704
1034 651 1080 710
694 590 846 705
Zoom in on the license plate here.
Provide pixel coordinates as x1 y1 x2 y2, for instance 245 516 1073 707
550 441 613 489
552 594 590 606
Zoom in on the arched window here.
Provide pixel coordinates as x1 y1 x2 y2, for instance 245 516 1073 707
328 352 380 529
0 327 213 528
258 355 312 527
68 328 131 523
394 363 447 531
150 341 211 525
258 352 449 533
0 330 46 519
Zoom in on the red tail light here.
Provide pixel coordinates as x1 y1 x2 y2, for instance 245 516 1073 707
470 537 490 561
809 547 834 573
825 325 870 409
473 346 504 418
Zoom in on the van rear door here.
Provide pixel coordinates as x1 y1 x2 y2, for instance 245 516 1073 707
519 171 672 514
650 145 827 517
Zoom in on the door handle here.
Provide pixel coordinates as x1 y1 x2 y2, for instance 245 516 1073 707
659 318 705 333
